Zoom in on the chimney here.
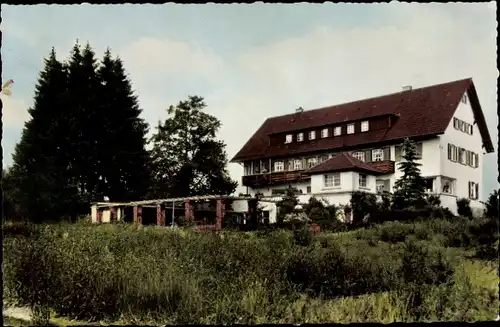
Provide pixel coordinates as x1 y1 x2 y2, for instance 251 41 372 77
402 85 412 91
295 107 304 113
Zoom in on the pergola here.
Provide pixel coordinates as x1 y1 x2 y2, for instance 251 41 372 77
92 195 260 231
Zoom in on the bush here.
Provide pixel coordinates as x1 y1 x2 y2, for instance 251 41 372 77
350 191 378 225
483 189 499 219
456 198 473 218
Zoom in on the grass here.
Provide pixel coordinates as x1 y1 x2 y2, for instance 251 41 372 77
3 216 498 324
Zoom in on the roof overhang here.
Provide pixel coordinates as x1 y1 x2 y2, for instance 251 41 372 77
466 82 494 153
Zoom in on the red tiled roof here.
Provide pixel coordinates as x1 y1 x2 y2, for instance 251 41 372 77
307 152 384 175
231 78 494 162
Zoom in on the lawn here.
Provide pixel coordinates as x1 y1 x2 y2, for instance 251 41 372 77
3 216 498 324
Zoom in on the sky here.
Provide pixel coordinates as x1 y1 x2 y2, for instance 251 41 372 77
1 2 498 198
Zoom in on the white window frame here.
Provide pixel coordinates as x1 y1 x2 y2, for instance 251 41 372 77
347 123 355 134
469 181 478 200
307 157 318 168
334 126 341 136
333 173 341 187
274 161 284 172
309 130 316 140
361 121 369 132
352 151 365 162
376 180 387 193
324 173 341 188
297 133 304 142
372 148 384 162
285 134 292 144
324 174 334 187
293 159 302 170
359 174 367 188
321 128 329 138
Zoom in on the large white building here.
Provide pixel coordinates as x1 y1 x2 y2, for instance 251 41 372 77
231 78 494 223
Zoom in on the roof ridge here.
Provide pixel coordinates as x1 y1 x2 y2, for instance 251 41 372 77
266 77 473 121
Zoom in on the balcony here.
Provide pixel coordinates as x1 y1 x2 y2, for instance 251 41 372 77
368 160 395 174
242 170 310 188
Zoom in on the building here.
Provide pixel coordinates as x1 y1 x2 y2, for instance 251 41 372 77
231 78 494 222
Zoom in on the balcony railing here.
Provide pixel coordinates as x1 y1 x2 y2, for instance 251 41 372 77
242 170 310 188
368 160 395 174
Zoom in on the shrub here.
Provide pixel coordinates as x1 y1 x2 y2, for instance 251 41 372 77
483 189 499 219
456 198 473 218
350 191 378 226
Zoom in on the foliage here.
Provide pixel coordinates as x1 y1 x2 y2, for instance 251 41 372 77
392 138 427 210
456 198 473 218
3 217 498 324
303 197 339 230
7 43 150 222
350 191 378 226
148 96 237 198
482 189 499 219
276 186 299 227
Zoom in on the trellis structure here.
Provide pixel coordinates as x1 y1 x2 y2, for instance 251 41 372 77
92 195 264 231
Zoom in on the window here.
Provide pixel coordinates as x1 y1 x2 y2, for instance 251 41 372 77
334 126 342 136
274 161 284 172
306 186 311 194
473 153 479 168
424 178 434 193
359 174 367 188
461 94 468 104
441 178 454 195
324 175 334 187
347 123 355 134
293 159 302 170
307 157 318 168
319 155 329 163
324 173 340 188
297 133 304 142
287 160 294 171
321 128 329 138
469 181 479 200
468 125 473 135
447 144 457 162
459 148 467 165
352 151 365 162
453 117 459 129
309 130 316 140
372 149 384 162
376 179 388 193
285 134 292 144
361 121 369 132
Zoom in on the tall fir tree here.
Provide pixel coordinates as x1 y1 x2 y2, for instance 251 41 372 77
95 50 151 201
10 48 80 221
149 96 237 198
392 138 428 210
9 42 151 221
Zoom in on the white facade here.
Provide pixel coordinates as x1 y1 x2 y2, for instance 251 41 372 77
243 92 490 217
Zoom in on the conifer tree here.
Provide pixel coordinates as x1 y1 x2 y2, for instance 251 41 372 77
392 138 427 210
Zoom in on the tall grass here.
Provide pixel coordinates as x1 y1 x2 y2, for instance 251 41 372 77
3 216 498 324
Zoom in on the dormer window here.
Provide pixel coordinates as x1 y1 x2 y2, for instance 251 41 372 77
347 124 355 134
297 133 304 142
321 128 328 138
334 126 341 136
361 121 369 132
309 130 316 140
285 134 292 144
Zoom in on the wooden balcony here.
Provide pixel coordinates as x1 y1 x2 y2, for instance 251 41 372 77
368 160 395 174
242 170 310 188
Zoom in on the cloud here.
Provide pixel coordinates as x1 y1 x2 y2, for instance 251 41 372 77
0 94 30 129
119 37 226 84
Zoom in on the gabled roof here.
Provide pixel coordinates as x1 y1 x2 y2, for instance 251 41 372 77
307 152 384 175
231 78 494 162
